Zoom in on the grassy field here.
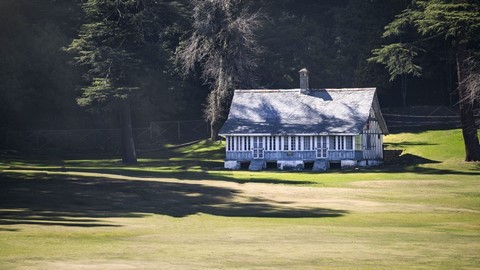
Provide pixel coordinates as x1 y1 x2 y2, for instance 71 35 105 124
0 129 479 269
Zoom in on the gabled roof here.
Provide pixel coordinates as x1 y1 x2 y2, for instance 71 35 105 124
219 88 389 136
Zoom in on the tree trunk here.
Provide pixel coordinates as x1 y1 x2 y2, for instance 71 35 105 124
456 41 480 161
121 97 137 164
210 123 219 141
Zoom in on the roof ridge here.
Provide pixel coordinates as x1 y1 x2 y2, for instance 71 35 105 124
235 88 376 93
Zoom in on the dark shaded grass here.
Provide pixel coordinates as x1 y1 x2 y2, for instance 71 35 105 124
0 172 347 228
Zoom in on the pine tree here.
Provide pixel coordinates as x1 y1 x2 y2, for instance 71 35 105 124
369 0 480 161
67 0 175 164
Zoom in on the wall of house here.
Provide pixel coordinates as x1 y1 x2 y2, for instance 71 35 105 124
225 134 359 161
361 108 384 160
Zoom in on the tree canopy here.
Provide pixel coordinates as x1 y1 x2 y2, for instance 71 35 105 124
370 0 480 161
1 0 477 150
66 0 188 163
176 0 261 139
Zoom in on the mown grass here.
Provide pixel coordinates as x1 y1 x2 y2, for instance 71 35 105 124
2 129 478 186
0 129 479 269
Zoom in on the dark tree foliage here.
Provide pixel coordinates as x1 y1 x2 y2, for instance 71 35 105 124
252 0 407 104
0 0 84 129
176 0 261 140
370 0 480 161
2 0 476 154
67 0 184 163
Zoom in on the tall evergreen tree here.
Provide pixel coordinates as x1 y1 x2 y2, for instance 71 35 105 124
369 0 480 161
176 0 261 140
67 0 176 163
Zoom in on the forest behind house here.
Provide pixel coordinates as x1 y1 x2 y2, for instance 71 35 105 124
1 0 478 161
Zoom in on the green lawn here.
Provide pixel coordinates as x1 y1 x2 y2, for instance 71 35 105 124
0 129 479 269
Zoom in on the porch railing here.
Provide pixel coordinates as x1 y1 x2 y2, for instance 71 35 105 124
327 150 355 160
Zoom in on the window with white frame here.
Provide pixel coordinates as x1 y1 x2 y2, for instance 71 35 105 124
339 136 345 150
268 136 275 151
355 135 362 150
316 136 327 158
304 136 311 150
290 136 295 151
328 135 355 150
329 136 336 150
346 136 353 150
252 136 264 159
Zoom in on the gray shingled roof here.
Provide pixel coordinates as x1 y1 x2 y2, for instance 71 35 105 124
219 88 388 135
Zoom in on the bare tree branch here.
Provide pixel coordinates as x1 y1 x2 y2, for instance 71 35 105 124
176 0 262 139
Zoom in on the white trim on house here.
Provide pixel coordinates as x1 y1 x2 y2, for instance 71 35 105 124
220 132 361 137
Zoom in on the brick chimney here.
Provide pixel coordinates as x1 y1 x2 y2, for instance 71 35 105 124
299 68 309 94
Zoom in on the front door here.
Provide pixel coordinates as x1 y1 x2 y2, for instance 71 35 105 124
252 136 264 159
316 136 327 158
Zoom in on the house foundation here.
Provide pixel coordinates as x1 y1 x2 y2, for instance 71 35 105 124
277 160 304 171
224 160 240 170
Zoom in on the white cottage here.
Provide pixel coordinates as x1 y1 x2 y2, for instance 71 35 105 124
219 69 389 171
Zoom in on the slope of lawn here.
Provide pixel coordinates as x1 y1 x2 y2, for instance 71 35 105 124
2 128 477 186
0 129 479 269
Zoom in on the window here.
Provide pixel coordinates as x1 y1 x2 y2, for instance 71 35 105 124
329 136 336 150
252 136 264 159
304 136 311 150
355 135 362 150
267 136 276 151
327 136 351 150
290 136 295 151
346 136 353 150
339 136 345 150
283 136 289 151
316 136 327 158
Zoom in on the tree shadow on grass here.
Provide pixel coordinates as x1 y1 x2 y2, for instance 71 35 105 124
0 172 347 228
